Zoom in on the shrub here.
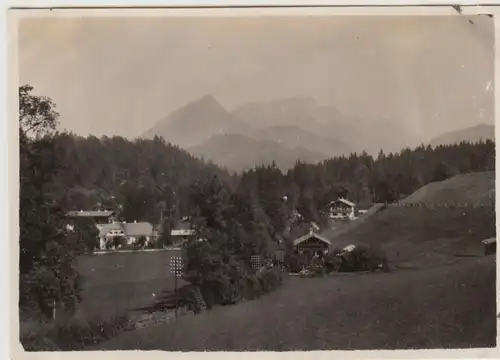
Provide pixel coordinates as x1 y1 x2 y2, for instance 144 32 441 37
257 267 287 293
244 274 264 300
324 248 343 272
335 245 389 273
20 314 131 351
284 253 304 273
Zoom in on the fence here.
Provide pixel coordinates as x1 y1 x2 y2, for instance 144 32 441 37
390 202 494 209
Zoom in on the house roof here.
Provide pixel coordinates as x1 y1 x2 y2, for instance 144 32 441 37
293 231 332 247
98 222 155 237
123 222 155 237
171 229 195 236
67 210 115 218
326 198 356 208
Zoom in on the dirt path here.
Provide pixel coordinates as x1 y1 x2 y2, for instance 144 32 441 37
94 256 496 351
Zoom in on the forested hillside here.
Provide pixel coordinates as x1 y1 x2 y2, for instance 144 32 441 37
50 133 232 224
49 134 495 227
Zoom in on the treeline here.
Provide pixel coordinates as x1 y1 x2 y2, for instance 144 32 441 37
50 133 495 230
235 140 495 231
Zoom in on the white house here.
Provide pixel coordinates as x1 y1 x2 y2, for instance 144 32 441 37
324 198 357 220
98 221 158 250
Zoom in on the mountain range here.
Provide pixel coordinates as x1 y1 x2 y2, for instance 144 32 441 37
429 124 494 147
142 95 493 172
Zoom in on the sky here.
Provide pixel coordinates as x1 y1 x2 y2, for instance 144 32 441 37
18 14 494 141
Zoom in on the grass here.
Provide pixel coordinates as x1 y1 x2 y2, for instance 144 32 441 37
20 249 187 350
74 250 185 320
93 255 496 350
402 171 495 206
20 250 184 325
331 206 496 268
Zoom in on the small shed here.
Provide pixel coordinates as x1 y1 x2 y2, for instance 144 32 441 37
293 231 332 264
482 238 496 256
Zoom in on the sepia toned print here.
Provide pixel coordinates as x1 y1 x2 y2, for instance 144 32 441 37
15 8 496 352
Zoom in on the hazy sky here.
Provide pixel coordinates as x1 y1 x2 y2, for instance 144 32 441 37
18 15 494 141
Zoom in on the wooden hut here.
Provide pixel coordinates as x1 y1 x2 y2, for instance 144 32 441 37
293 231 332 265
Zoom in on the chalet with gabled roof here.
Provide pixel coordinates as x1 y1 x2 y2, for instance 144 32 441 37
324 198 357 220
293 230 332 263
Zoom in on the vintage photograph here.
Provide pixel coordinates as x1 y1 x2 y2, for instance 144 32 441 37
15 8 496 352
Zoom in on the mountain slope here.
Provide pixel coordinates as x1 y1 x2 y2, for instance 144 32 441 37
142 95 252 149
430 124 494 147
251 125 353 157
231 97 417 154
188 133 329 173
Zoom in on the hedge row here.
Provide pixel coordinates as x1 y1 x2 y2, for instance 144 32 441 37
181 266 289 312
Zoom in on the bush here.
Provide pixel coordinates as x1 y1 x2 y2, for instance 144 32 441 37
21 314 131 351
244 274 264 299
333 245 389 273
284 253 304 273
257 267 287 293
181 265 286 311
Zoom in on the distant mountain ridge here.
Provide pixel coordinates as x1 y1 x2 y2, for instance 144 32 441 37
142 95 356 171
430 124 494 147
230 97 419 154
188 133 329 173
143 94 489 172
251 125 354 157
142 95 253 149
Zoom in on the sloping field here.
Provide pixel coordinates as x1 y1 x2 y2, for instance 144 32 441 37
320 203 384 240
402 171 495 206
332 206 496 268
95 255 496 350
73 250 183 320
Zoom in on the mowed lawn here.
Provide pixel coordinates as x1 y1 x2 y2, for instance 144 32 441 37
95 255 496 351
74 250 184 321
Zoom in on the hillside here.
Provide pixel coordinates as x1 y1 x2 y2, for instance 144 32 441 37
401 171 495 206
231 97 417 154
430 124 494 147
251 125 353 157
188 133 329 173
332 205 495 268
329 171 496 266
49 133 231 218
142 95 252 149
